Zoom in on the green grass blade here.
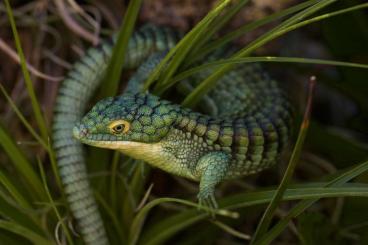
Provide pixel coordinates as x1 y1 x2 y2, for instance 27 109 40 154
100 0 143 97
0 190 46 236
4 0 48 141
140 211 206 245
37 159 73 245
272 2 368 40
95 192 126 242
255 160 368 245
0 171 31 209
251 79 315 243
128 197 238 245
138 183 368 245
153 0 233 90
211 220 251 240
0 84 48 150
189 0 318 63
144 0 232 91
183 2 368 107
182 0 337 107
0 125 46 201
0 220 51 245
161 56 368 92
185 0 250 63
45 140 63 195
0 84 63 191
110 151 121 213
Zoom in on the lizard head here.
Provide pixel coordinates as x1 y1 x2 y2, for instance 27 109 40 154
73 92 178 150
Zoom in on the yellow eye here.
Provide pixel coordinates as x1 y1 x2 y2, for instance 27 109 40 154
109 120 130 134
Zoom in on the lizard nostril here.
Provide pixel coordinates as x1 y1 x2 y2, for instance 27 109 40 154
80 128 88 136
73 125 89 139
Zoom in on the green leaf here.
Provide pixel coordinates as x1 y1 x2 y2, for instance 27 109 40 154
0 124 46 201
161 56 368 92
0 84 48 150
0 84 63 191
156 0 233 88
128 197 237 245
0 171 31 209
145 0 233 91
255 160 368 245
95 191 126 241
38 159 73 245
251 79 315 243
189 0 319 63
185 0 250 64
0 220 51 245
0 190 45 236
140 210 205 245
139 183 368 245
100 0 144 97
181 0 338 107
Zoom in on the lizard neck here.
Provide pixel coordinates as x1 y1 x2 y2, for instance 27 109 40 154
114 130 199 181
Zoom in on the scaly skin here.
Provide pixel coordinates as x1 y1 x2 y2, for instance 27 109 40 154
52 25 179 245
73 50 292 209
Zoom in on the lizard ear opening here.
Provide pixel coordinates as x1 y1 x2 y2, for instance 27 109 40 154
109 120 130 134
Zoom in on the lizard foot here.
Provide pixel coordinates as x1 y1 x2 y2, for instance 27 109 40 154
197 188 218 217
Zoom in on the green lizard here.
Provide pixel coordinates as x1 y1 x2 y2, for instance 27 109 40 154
53 24 292 245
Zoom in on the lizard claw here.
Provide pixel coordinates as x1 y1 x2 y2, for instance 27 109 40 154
197 189 218 218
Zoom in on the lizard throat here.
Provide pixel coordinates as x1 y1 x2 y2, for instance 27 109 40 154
79 138 198 181
82 139 165 163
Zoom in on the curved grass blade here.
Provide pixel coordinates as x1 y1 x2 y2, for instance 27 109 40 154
145 0 232 91
160 56 368 92
254 159 368 245
37 159 73 245
139 183 368 245
251 78 315 243
0 84 63 191
139 210 205 245
188 0 319 64
185 0 250 64
0 187 45 235
0 220 51 245
211 220 251 240
100 0 143 97
154 0 233 89
95 191 126 242
182 0 338 107
0 125 46 201
271 2 368 41
183 2 368 107
128 197 238 245
0 84 48 150
0 171 31 210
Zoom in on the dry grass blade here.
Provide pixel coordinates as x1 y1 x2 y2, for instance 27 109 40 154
53 0 99 44
0 39 64 82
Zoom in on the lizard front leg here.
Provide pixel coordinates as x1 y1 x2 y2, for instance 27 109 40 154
195 151 230 211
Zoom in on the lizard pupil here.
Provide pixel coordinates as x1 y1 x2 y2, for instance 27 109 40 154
113 124 124 133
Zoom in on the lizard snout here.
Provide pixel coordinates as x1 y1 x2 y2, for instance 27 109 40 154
73 124 89 139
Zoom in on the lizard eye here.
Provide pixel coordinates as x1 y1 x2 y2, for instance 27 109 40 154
109 120 130 134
